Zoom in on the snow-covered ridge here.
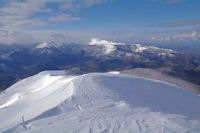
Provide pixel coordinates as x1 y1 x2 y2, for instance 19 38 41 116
132 44 176 55
89 38 176 56
0 71 200 133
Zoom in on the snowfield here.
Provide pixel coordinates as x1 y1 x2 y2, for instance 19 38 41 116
0 71 200 133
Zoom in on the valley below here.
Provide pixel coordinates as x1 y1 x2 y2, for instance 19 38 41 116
1 39 200 94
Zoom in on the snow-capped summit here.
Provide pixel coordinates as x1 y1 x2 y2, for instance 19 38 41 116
0 71 200 133
36 41 62 49
89 38 125 46
36 42 49 49
33 41 64 55
89 38 125 54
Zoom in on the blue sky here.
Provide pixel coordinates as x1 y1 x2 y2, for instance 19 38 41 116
0 0 200 45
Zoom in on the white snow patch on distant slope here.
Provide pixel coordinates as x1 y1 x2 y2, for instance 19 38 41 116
36 42 48 49
134 44 148 52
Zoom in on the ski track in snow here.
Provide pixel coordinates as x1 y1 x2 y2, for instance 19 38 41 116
0 71 200 133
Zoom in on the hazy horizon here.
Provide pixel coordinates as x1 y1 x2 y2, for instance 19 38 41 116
0 0 199 46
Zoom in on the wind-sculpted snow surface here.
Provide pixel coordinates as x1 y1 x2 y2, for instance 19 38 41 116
0 71 200 133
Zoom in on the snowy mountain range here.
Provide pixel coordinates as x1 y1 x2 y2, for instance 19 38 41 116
0 71 200 133
31 38 177 57
89 38 176 56
0 39 200 92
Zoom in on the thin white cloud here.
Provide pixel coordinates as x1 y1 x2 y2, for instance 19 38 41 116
49 14 80 22
0 0 50 30
0 0 110 45
0 0 108 30
0 28 200 45
149 19 200 27
0 0 199 46
60 0 110 11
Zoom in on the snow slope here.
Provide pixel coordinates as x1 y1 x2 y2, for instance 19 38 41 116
0 71 200 133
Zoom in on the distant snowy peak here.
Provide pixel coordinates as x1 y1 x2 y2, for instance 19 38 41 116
134 44 148 53
36 42 49 49
89 38 125 54
89 38 125 46
34 41 63 55
36 41 62 49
